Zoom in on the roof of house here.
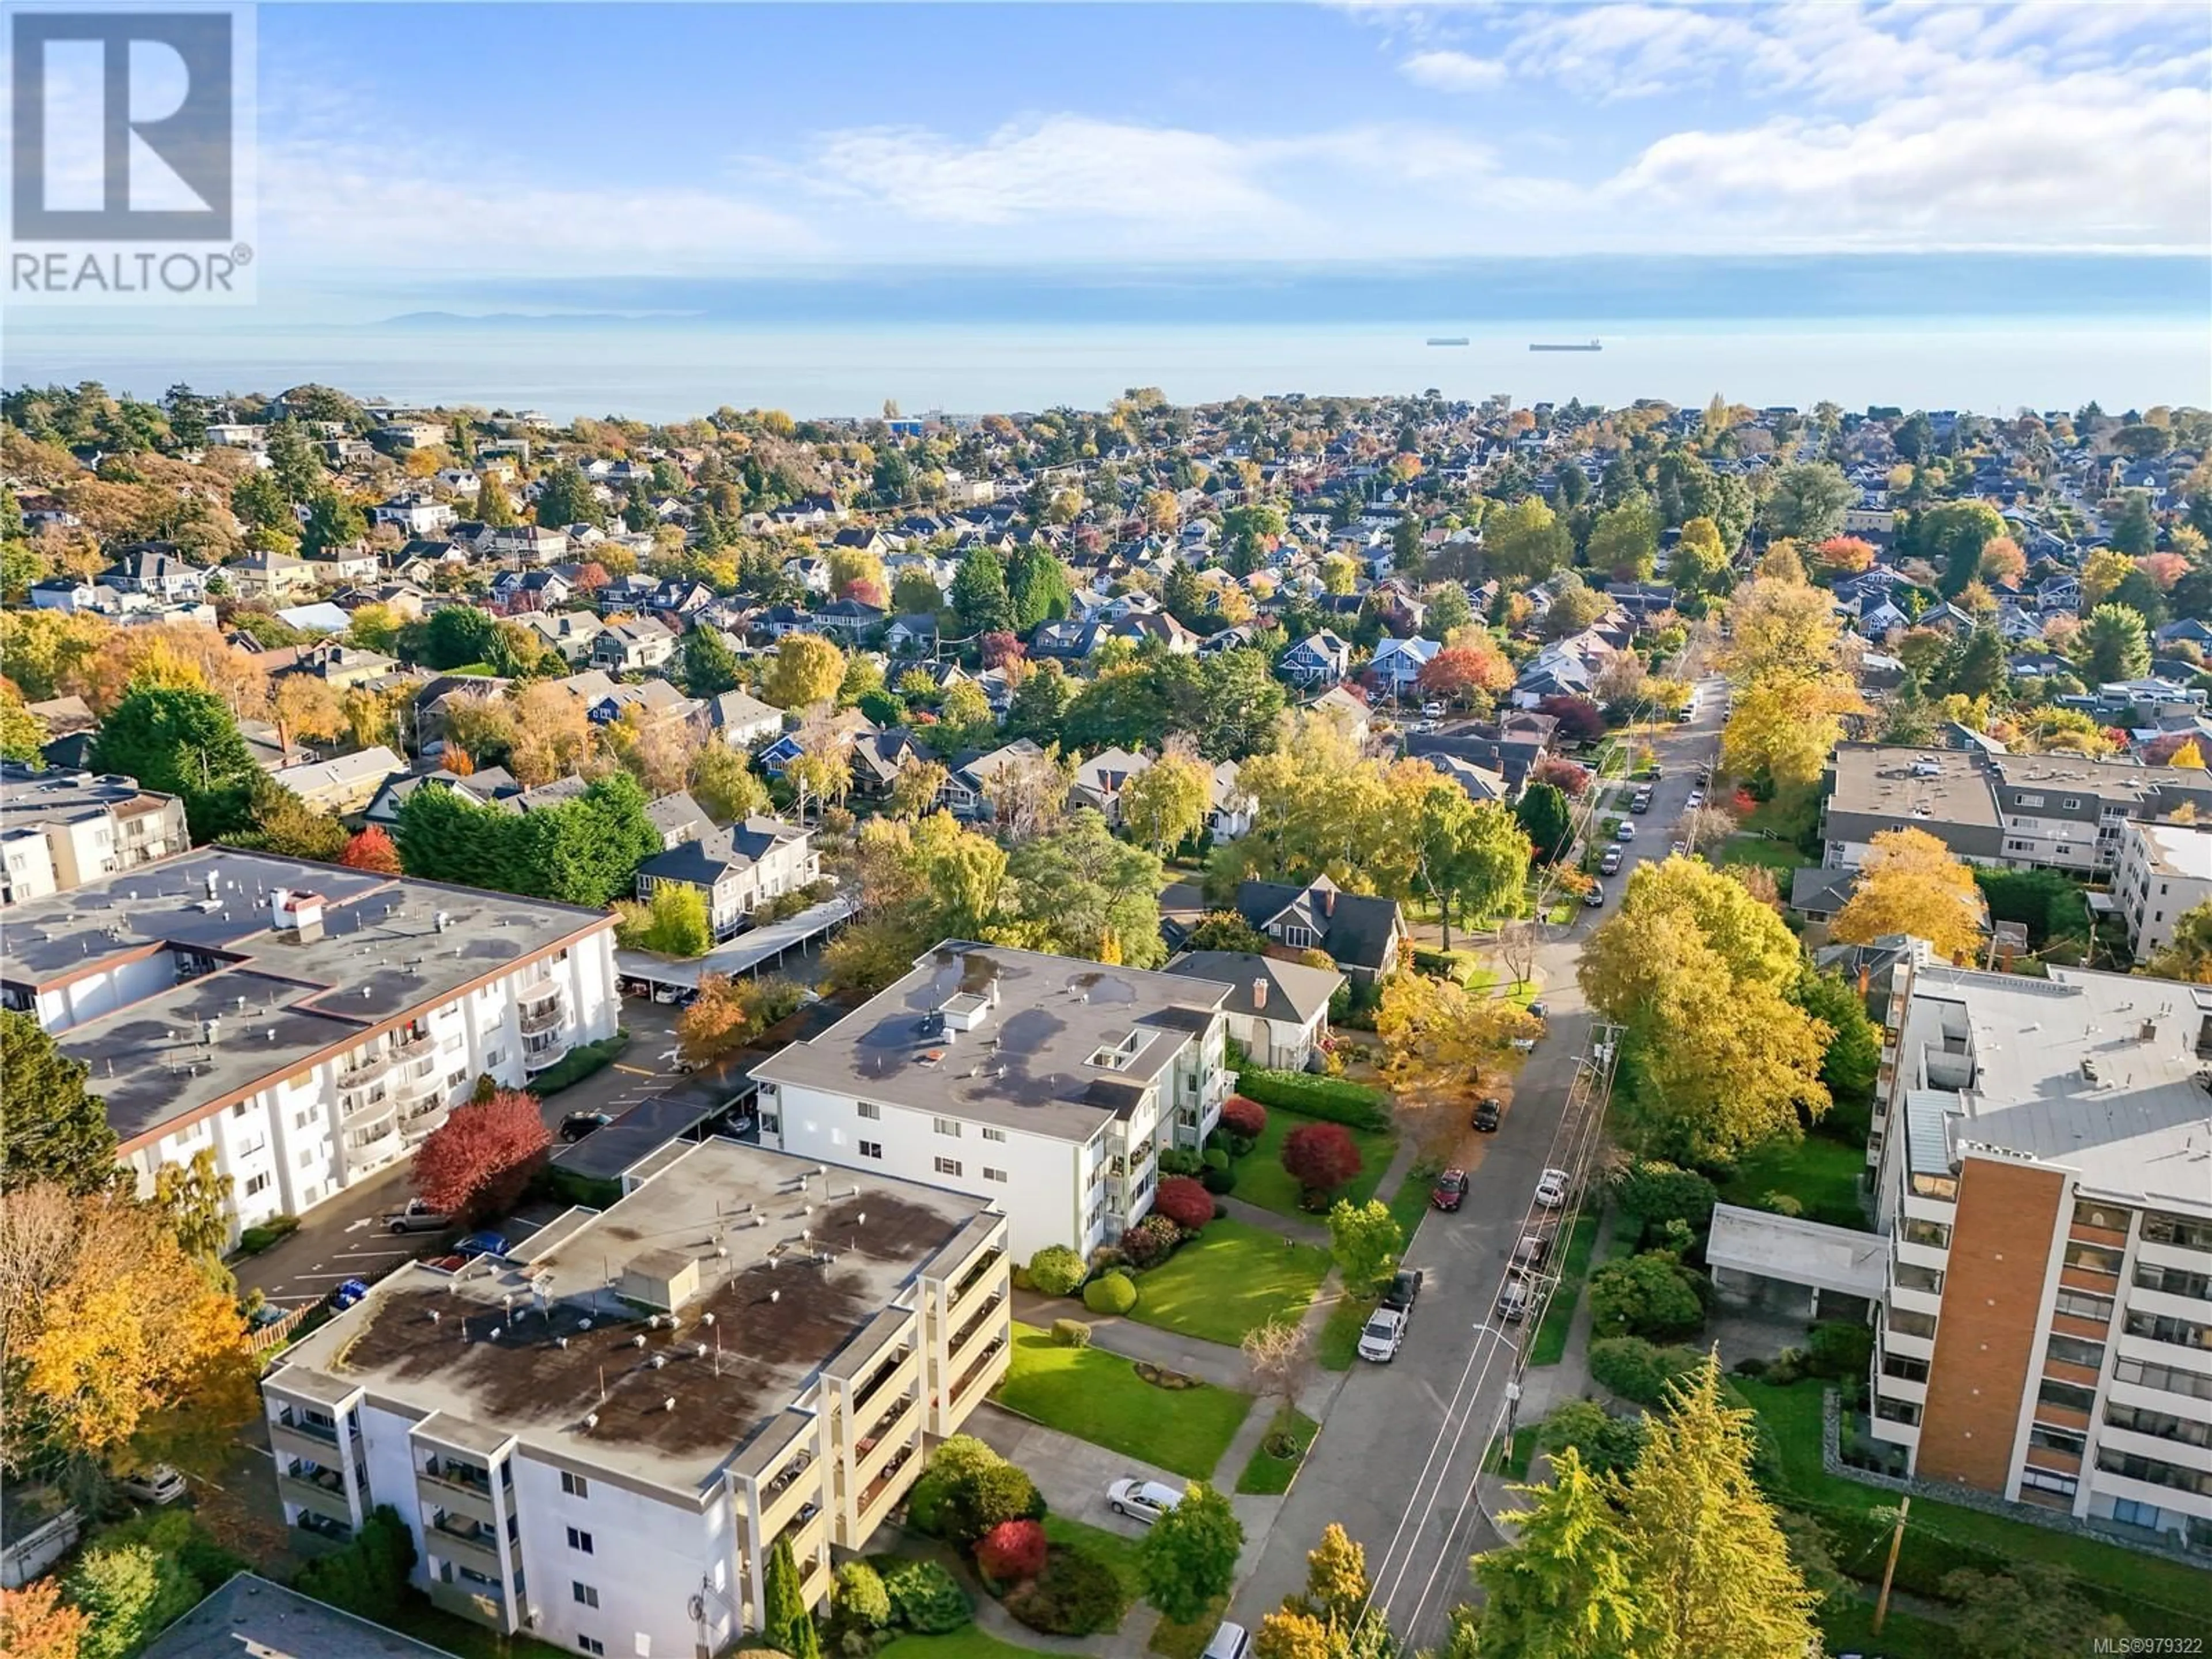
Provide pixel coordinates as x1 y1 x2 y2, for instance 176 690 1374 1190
141 1575 461 1659
1165 950 1342 1025
638 816 808 887
1234 877 1404 972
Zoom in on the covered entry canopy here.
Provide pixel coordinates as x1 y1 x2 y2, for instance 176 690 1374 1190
1706 1202 1887 1301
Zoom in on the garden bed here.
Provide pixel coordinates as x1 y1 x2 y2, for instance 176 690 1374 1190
1235 1407 1319 1495
525 1030 632 1096
993 1323 1250 1478
1122 1218 1332 1346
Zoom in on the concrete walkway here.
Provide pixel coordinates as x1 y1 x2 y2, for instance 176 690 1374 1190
1010 1290 1253 1391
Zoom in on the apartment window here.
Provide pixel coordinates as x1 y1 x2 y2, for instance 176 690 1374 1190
2062 797 2081 810
2063 1241 2124 1276
2054 1288 2115 1323
2097 1449 2212 1497
2106 1402 2211 1448
1881 1353 1930 1384
2018 1467 2078 1499
2038 1378 2098 1416
2135 1261 2212 1301
2123 1310 2212 1350
932 1118 962 1138
571 1583 599 1609
244 1173 271 1197
566 1527 593 1554
1895 1262 1944 1294
983 1168 1007 1183
858 1103 881 1120
934 1157 962 1177
1901 1218 1952 1249
2028 1423 2086 1456
293 1108 315 1130
297 1148 315 1169
2045 1333 2106 1370
1888 1308 1937 1340
487 1047 506 1069
578 1640 605 1657
1874 1397 1921 1426
233 1101 251 1118
859 1141 883 1160
2073 1199 2131 1232
2115 1356 2212 1402
561 1471 589 1498
2112 1498 2161 1529
982 1127 1006 1143
2143 1211 2212 1252
2017 793 2045 808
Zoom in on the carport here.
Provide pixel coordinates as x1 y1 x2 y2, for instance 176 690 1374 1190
1705 1202 1886 1319
615 893 854 998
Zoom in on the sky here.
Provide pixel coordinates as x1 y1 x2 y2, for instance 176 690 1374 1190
238 0 2211 294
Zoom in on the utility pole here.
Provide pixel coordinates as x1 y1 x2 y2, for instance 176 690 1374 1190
1872 1495 1910 1635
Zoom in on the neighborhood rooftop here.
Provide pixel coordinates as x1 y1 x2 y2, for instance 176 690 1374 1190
271 1138 996 1495
749 942 1230 1142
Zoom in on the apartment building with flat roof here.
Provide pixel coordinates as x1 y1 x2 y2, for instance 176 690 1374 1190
262 1138 1011 1656
2114 819 2212 960
1821 743 2212 875
749 942 1232 1258
0 762 190 903
1865 955 2212 1557
0 848 617 1240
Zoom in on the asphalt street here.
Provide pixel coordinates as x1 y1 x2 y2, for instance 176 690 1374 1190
1232 688 1728 1649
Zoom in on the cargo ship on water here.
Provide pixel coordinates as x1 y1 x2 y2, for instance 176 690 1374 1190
1529 339 1603 352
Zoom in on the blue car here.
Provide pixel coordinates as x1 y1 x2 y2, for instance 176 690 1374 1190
454 1231 509 1260
331 1278 370 1309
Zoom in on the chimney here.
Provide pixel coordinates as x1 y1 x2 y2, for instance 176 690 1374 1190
1321 887 1336 916
1252 976 1268 1012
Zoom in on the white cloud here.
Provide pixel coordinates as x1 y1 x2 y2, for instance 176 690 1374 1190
1400 50 1508 92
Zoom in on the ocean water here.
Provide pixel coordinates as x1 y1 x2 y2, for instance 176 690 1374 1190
6 255 2207 419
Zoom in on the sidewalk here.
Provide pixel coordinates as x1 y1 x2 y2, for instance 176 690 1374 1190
1009 1289 1251 1390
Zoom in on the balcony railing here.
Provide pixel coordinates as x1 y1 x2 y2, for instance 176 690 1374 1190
518 991 567 1035
951 1249 1005 1305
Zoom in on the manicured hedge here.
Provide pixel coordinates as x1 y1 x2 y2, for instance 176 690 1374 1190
1083 1271 1139 1315
236 1214 300 1255
1230 1067 1390 1132
527 1030 631 1096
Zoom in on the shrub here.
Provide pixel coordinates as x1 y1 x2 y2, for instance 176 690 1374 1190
1805 1321 1874 1380
834 1562 891 1629
946 1461 1046 1547
1119 1214 1180 1270
235 1214 300 1255
880 1558 970 1634
1159 1147 1205 1177
1612 1161 1719 1248
1586 1250 1706 1342
1084 1270 1139 1315
290 1503 417 1622
1200 1161 1237 1195
525 1031 633 1095
976 1518 1049 1585
1028 1244 1087 1297
1539 1399 1647 1479
1229 1070 1387 1131
1153 1176 1214 1232
1218 1094 1268 1141
1282 1121 1363 1203
1758 1190 1804 1218
1051 1317 1093 1349
1003 1547 1129 1637
1588 1336 1707 1406
904 1435 1006 1537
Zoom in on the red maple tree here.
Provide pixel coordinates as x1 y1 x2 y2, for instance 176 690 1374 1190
1152 1176 1214 1232
339 826 403 874
1219 1095 1267 1139
975 1518 1048 1583
413 1089 550 1222
1282 1121 1362 1203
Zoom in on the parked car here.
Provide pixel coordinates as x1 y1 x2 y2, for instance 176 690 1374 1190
1421 700 1447 719
1471 1097 1502 1132
1513 1230 1556 1271
1582 884 1605 908
1381 1268 1424 1312
1431 1168 1471 1211
330 1278 370 1310
1685 790 1705 810
1495 1274 1532 1323
1534 1168 1571 1210
1614 821 1636 841
1107 1478 1183 1524
1628 792 1652 815
118 1465 187 1505
1203 1622 1253 1659
1599 846 1623 875
559 1109 615 1142
454 1230 509 1260
247 1301 289 1330
1525 1000 1547 1021
381 1198 450 1234
1357 1305 1408 1363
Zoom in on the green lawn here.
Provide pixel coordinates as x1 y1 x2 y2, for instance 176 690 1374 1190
1317 1291 1377 1372
1815 1597 1957 1659
1125 1219 1332 1346
993 1323 1251 1479
1382 1166 1435 1245
1525 1210 1600 1368
1235 1108 1396 1219
1149 1597 1230 1659
1235 1407 1319 1495
1044 1513 1146 1609
1486 1425 1539 1480
1717 835 1803 874
1742 1379 2212 1627
1718 1133 1868 1232
882 1631 1049 1659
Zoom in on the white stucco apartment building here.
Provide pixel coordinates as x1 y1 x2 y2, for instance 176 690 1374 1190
749 944 1234 1259
2113 819 2212 960
262 1138 1011 1656
0 849 618 1241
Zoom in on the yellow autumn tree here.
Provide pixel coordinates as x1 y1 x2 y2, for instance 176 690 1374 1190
1718 576 1844 681
1721 671 1864 793
2168 738 2206 770
1830 828 1985 963
0 1186 258 1479
1373 971 1541 1108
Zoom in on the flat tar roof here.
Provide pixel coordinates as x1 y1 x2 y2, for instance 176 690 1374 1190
270 1138 998 1497
749 942 1228 1142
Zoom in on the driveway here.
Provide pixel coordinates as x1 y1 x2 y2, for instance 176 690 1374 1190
1230 698 1726 1649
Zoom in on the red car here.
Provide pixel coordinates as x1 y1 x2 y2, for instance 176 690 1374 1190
1431 1168 1471 1211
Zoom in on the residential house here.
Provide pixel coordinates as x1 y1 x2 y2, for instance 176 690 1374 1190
1067 748 1153 825
490 569 573 613
268 747 406 816
940 740 1046 821
2113 820 2212 959
100 543 206 603
1368 636 1441 700
372 495 456 537
1207 762 1254 841
220 551 320 603
0 764 191 904
1165 950 1341 1072
815 598 887 639
699 689 785 751
634 818 819 941
592 615 678 674
1279 632 1352 687
1233 876 1407 981
513 607 604 664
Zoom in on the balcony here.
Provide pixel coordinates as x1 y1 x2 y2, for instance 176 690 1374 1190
393 1058 446 1105
950 1301 1006 1375
270 1414 353 1466
949 1336 1010 1413
278 1472 353 1525
950 1249 1005 1310
336 1050 397 1090
518 990 567 1035
417 1463 495 1524
429 1517 505 1578
522 1036 573 1074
